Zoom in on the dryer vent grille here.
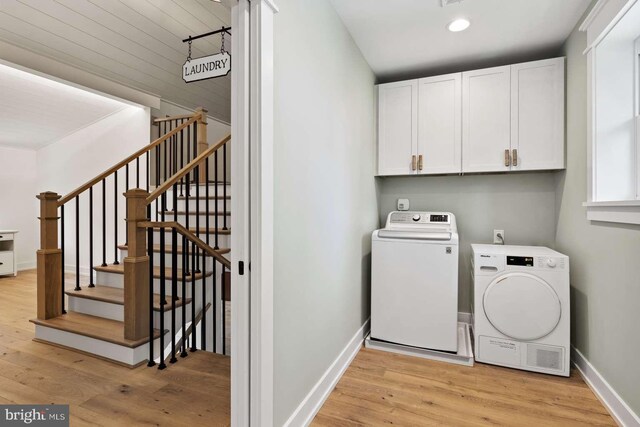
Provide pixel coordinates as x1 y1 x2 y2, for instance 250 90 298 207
527 344 562 370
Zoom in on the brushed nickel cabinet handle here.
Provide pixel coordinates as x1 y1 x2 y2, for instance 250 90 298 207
411 155 417 171
512 149 518 167
418 155 423 171
504 149 511 167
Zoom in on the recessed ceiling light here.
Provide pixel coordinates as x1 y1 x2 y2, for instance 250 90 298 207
448 18 470 32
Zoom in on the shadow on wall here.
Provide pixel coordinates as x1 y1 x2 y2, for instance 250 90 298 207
571 285 589 353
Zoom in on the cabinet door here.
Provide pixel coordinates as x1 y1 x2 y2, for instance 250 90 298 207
377 80 418 175
417 73 462 174
462 66 511 173
511 58 565 171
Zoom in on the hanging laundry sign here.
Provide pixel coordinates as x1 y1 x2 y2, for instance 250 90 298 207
183 52 231 83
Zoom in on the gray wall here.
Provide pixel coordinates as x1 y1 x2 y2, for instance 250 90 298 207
555 6 640 415
272 0 379 424
378 173 558 312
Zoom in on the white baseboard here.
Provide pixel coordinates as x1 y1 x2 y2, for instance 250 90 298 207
572 346 640 426
284 318 370 427
17 261 36 271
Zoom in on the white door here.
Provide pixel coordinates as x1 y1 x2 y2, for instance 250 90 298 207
462 66 511 173
377 80 418 176
418 73 462 174
371 238 458 352
511 58 565 171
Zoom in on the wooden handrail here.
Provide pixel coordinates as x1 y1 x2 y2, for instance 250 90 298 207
137 220 231 269
57 113 201 206
154 113 197 123
146 134 231 205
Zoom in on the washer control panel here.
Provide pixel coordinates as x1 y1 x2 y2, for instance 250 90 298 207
389 212 450 225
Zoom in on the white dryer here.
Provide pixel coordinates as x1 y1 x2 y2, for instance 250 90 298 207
371 212 459 352
471 244 570 376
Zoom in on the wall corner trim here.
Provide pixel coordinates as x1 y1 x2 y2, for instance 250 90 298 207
572 346 640 426
283 319 371 427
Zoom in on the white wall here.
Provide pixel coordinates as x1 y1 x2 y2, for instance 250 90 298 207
37 106 150 274
555 6 640 416
0 146 38 270
273 0 379 424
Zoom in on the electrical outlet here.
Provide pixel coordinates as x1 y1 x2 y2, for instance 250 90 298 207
493 229 505 244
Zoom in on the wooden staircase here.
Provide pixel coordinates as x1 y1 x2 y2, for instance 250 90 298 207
32 109 232 368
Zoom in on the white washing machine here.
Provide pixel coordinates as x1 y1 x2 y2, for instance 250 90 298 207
471 244 570 376
371 211 459 352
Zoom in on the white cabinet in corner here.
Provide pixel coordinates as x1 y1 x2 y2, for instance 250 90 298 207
417 73 462 174
462 65 512 173
377 80 418 176
0 230 18 277
510 57 565 171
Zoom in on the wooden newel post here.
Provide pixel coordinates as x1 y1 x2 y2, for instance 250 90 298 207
124 189 150 341
196 107 208 183
37 192 62 320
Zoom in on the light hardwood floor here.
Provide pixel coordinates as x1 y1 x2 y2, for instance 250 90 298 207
312 348 615 426
0 270 230 427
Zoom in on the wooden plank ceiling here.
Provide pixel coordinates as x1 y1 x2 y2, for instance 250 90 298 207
0 0 232 123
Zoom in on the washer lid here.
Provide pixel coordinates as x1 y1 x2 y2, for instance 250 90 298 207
483 273 561 341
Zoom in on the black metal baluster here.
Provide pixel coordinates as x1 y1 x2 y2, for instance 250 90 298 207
164 123 168 186
214 150 220 249
190 248 197 352
201 251 206 351
180 124 187 197
155 143 160 222
102 179 107 267
146 152 150 192
181 234 188 358
125 164 129 246
61 205 66 314
195 164 200 273
89 187 94 287
170 227 178 364
213 258 217 353
223 143 228 231
75 196 81 291
147 227 156 367
136 157 140 189
185 163 190 276
206 158 210 247
222 267 226 355
158 226 166 370
113 172 119 265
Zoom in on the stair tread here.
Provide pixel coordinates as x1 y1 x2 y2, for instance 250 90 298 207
176 195 230 200
65 285 192 311
152 226 231 235
118 244 230 255
159 211 230 216
94 264 214 281
30 312 165 348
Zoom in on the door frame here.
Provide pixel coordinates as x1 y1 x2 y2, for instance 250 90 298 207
230 0 278 426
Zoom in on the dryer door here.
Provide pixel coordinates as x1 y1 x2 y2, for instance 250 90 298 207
483 272 561 341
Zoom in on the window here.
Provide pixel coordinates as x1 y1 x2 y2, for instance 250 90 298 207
581 0 640 225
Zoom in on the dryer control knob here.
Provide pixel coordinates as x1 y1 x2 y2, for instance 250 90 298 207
412 214 421 222
546 258 557 268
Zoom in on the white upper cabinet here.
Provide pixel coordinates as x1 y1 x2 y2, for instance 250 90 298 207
462 66 512 173
376 57 565 176
510 58 565 171
417 73 462 174
377 80 418 176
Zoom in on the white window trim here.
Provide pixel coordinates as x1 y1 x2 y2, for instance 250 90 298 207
581 0 640 225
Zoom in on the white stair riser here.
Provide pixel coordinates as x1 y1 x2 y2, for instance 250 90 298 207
34 325 169 367
67 295 193 326
160 213 230 226
175 199 230 212
151 231 230 247
119 249 227 270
